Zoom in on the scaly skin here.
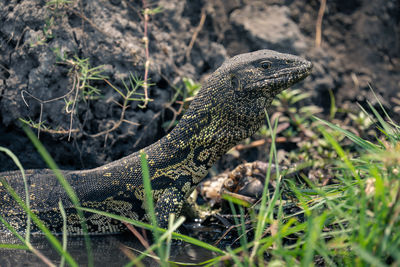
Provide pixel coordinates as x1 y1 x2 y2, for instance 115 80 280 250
0 50 312 235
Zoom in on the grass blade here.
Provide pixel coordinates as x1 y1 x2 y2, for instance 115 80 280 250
139 151 165 264
58 200 68 267
313 116 377 151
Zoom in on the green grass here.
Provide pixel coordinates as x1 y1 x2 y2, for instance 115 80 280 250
0 89 399 266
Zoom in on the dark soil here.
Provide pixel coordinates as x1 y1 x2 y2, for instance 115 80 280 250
0 0 399 173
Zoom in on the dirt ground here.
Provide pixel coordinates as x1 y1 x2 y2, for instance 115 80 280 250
0 0 399 172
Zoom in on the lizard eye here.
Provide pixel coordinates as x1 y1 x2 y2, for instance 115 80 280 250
260 61 272 69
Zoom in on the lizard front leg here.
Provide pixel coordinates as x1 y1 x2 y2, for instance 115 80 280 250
154 187 185 228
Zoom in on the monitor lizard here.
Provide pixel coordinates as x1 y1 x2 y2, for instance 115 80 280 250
0 49 312 235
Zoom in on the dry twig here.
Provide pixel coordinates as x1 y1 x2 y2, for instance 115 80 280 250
315 0 327 48
140 0 151 108
186 6 207 60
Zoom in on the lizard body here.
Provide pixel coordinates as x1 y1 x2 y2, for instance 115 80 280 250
0 50 312 234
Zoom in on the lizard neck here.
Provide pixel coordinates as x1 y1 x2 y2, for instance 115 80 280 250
142 74 264 187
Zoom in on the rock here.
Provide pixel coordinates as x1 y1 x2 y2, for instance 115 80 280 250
230 4 308 54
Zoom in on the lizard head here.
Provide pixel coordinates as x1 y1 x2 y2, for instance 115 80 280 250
207 50 313 134
221 49 312 106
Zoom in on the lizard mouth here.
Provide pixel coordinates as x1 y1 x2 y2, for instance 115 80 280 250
266 63 313 84
248 62 313 93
